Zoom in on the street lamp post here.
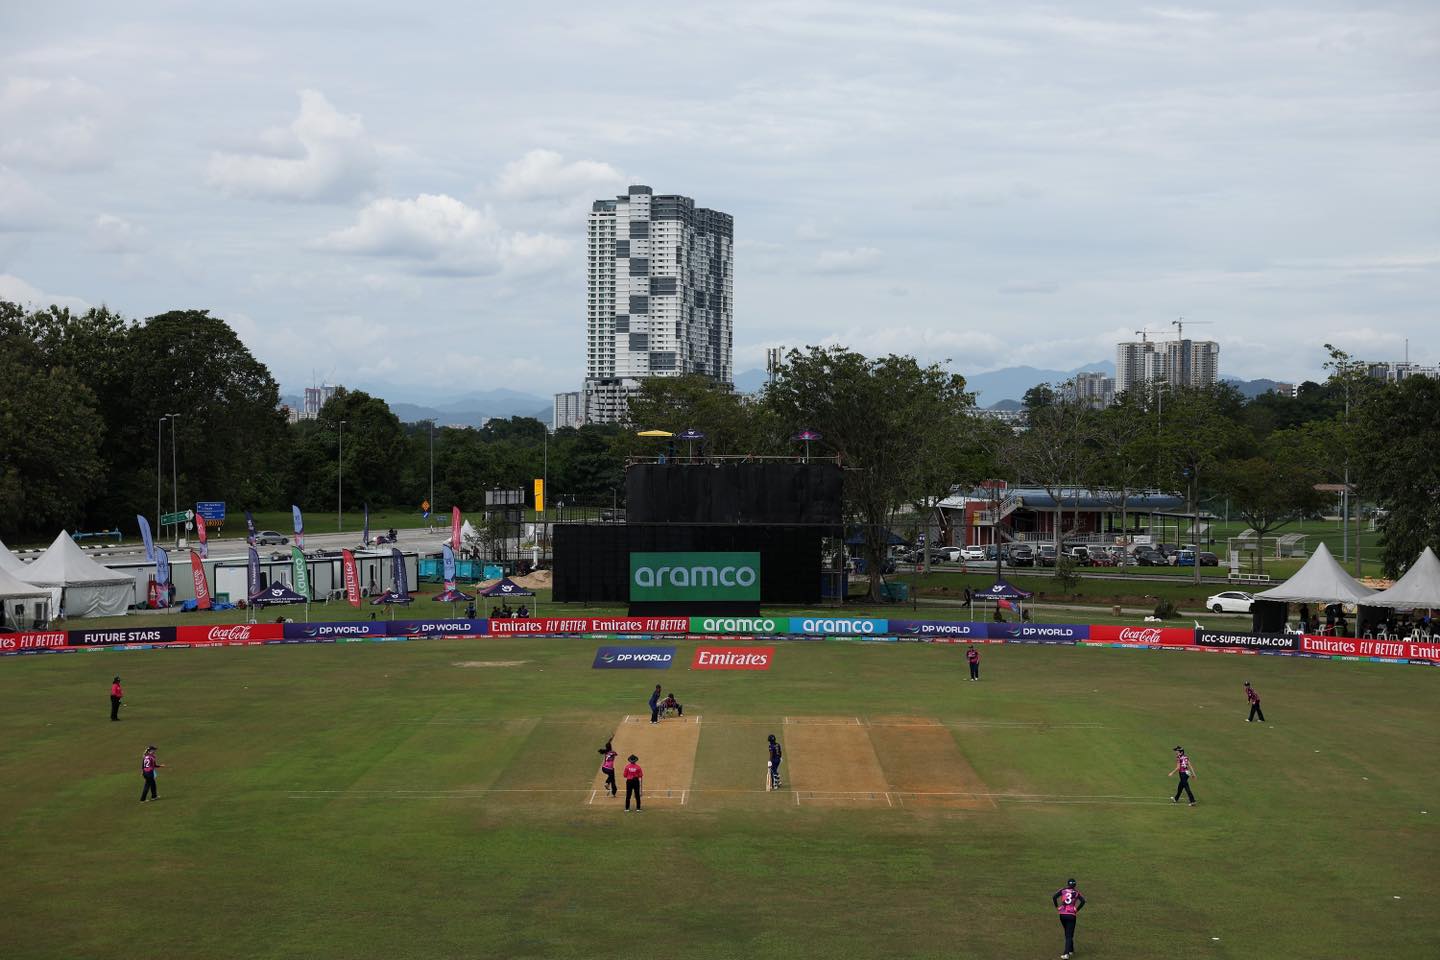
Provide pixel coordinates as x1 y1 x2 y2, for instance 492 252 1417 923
156 415 168 544
168 412 181 546
428 420 435 522
338 420 346 532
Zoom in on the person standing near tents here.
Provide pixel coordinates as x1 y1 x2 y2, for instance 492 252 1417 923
110 676 123 721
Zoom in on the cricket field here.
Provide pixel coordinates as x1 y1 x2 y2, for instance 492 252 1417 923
1 638 1435 959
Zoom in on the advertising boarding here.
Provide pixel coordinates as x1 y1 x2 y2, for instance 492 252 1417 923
629 552 761 602
592 646 677 669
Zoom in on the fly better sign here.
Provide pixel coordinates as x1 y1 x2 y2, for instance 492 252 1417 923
629 552 760 602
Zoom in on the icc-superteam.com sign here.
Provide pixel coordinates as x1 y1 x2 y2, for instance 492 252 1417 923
628 552 761 602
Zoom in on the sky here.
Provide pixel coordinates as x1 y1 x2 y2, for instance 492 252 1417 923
2 1 1437 402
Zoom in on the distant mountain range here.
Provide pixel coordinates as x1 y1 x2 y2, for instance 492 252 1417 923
289 364 1283 424
965 361 1113 407
285 387 550 427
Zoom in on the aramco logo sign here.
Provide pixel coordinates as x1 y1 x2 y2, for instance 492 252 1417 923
629 552 761 602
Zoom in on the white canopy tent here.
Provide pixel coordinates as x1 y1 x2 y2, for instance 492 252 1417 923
1253 542 1376 605
0 537 33 578
22 531 133 618
0 563 52 628
1365 547 1440 610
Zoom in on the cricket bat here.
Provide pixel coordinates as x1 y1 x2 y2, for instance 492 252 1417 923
766 760 772 792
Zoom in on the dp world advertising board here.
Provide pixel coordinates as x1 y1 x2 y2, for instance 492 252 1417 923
629 552 760 602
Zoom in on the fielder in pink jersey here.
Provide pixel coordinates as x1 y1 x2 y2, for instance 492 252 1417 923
1168 745 1196 805
1244 681 1265 723
1051 878 1086 958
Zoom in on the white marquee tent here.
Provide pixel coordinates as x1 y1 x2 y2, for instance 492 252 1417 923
1365 547 1440 610
0 537 33 578
1253 541 1376 605
0 563 52 628
22 531 133 618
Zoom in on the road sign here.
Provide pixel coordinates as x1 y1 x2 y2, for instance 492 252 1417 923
196 501 226 522
161 510 194 525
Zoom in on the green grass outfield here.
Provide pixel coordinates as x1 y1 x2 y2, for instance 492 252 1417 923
1 637 1435 959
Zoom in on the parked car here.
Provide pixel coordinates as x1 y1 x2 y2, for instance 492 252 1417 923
983 544 1000 561
1065 545 1092 565
1199 551 1219 567
1134 548 1167 566
1037 544 1058 567
960 545 987 562
930 547 962 563
255 530 288 546
1207 590 1254 613
1088 549 1118 568
1008 544 1035 567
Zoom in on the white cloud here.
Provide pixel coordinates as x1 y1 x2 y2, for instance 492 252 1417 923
207 90 378 202
0 165 52 230
0 273 90 311
90 213 147 253
496 149 627 200
810 247 882 274
0 76 111 171
314 193 570 276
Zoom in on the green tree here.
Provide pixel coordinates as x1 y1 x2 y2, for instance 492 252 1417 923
1215 436 1329 573
0 361 104 532
1153 385 1242 582
764 347 975 600
1353 375 1440 576
1005 390 1096 561
1087 386 1159 565
622 375 779 459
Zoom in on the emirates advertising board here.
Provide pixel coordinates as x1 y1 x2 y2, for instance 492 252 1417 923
629 552 760 602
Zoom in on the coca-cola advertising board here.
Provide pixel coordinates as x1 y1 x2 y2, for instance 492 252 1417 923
1087 625 1197 646
175 624 284 644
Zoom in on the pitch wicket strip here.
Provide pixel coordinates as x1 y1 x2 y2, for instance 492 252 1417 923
279 787 1168 807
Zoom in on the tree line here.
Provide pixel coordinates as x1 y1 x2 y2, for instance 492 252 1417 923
4 301 1435 578
0 302 625 537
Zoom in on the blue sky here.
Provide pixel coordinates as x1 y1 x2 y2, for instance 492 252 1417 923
2 1 1436 400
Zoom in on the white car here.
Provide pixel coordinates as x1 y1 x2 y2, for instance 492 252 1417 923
959 546 987 561
1207 591 1254 614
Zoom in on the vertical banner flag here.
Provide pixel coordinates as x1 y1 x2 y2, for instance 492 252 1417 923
341 549 361 607
137 515 155 562
391 547 409 598
189 552 212 610
362 503 370 546
291 505 304 549
451 506 462 553
246 547 261 599
245 509 258 546
442 543 457 591
155 548 171 607
533 478 544 513
195 513 208 560
290 546 311 600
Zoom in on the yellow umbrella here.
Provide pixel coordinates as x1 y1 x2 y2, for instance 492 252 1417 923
636 429 674 438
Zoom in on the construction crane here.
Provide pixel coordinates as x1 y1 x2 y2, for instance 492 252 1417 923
1171 317 1213 341
1134 327 1163 343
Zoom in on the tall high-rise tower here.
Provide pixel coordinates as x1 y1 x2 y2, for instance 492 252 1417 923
577 185 734 425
